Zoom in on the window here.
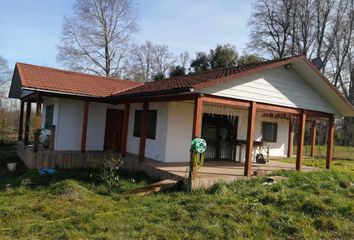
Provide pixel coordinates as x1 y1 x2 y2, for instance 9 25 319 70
44 105 54 129
133 110 157 139
262 122 278 142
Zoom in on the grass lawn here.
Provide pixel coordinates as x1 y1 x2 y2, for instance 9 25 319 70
277 157 354 172
295 145 354 160
0 145 354 239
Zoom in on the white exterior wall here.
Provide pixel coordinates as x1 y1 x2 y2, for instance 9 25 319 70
164 102 194 162
162 102 289 163
126 102 169 161
55 99 84 151
202 67 337 114
41 97 123 151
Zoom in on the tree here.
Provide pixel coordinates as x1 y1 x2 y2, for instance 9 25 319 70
238 54 262 65
57 0 137 77
248 0 294 59
169 65 186 77
209 44 238 69
124 41 176 82
0 55 9 87
190 52 210 73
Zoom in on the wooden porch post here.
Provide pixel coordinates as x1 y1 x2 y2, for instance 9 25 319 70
244 101 257 177
18 100 24 141
139 100 149 162
296 110 306 171
33 95 42 152
310 120 317 158
287 119 294 158
80 101 89 153
192 95 203 138
326 115 334 169
120 100 130 157
24 101 31 146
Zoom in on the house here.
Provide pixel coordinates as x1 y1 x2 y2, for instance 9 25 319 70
8 55 354 176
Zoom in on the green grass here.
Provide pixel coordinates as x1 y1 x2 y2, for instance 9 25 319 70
278 157 354 172
295 145 354 160
0 145 354 239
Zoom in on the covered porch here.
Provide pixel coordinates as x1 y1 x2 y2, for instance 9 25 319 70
17 91 335 176
122 155 317 189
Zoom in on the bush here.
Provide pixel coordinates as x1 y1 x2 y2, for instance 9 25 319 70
100 151 123 191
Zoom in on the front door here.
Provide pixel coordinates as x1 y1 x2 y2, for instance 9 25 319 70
201 114 238 161
104 109 124 151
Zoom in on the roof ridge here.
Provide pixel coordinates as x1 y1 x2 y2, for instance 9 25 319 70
152 55 305 82
16 62 137 84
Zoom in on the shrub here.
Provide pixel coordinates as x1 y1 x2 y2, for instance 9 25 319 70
100 151 123 191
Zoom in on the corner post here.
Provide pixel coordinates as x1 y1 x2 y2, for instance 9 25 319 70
310 120 316 158
24 101 31 146
296 110 306 171
139 99 149 162
326 115 334 169
80 100 89 153
244 101 257 176
18 100 24 141
287 118 294 158
120 100 130 157
192 95 203 138
33 94 42 152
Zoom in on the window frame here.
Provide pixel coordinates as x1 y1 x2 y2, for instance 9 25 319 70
262 121 278 143
44 105 54 129
133 109 157 140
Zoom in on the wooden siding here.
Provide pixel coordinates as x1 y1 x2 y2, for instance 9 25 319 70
202 67 337 114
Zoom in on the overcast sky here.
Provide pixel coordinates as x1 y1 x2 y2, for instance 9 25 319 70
0 0 254 69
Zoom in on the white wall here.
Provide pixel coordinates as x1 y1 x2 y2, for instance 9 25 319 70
86 102 123 151
41 98 289 160
164 102 194 162
162 103 289 163
126 102 169 161
202 66 337 114
41 97 123 151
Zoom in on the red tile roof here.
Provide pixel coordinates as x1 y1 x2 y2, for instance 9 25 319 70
16 63 142 97
114 55 305 97
14 55 305 98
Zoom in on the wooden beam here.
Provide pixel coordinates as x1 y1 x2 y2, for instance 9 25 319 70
326 115 334 169
139 100 149 161
120 100 130 157
310 120 317 158
24 102 31 146
127 93 196 104
18 100 24 141
192 95 203 138
202 95 250 109
80 101 89 153
257 103 301 115
33 96 42 152
287 119 294 158
296 110 306 171
244 101 257 176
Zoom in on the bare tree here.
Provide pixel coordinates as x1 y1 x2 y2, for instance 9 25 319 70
124 41 176 82
248 0 294 59
0 55 9 87
57 0 137 77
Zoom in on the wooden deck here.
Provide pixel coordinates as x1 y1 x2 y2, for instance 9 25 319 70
123 156 317 189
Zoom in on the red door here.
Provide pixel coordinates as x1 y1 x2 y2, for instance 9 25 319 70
104 109 124 151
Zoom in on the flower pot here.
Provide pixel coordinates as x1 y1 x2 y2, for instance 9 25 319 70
7 162 17 171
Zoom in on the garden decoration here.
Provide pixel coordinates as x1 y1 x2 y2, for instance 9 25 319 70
189 137 207 179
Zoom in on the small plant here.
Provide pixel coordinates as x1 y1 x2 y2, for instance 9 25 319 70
100 151 123 191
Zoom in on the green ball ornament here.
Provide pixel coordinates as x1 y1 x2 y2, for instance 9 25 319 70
190 138 207 153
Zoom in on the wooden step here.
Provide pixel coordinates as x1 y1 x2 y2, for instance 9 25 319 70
126 179 180 196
